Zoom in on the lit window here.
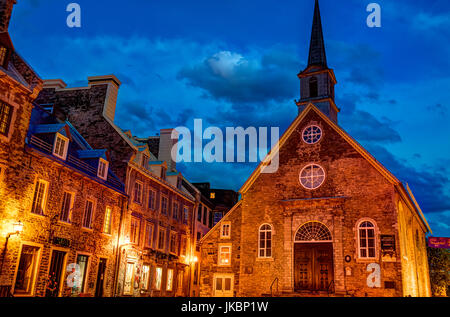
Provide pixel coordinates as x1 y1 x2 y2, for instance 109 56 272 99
103 207 112 234
148 189 156 210
158 227 166 250
82 200 94 229
53 133 69 160
299 164 325 189
141 154 149 169
220 222 231 239
145 221 154 248
97 158 109 180
133 181 143 204
259 224 272 258
161 196 168 215
218 245 232 266
0 102 13 137
155 267 162 290
73 255 89 295
14 245 40 295
358 221 376 258
302 125 322 144
142 265 150 290
123 262 134 295
130 217 140 244
60 191 74 223
169 231 178 254
31 179 48 215
0 46 7 66
210 192 216 199
167 269 174 291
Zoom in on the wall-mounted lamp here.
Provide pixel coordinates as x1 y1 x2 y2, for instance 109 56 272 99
0 221 25 276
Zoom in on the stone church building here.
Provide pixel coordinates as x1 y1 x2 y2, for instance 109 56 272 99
199 0 432 297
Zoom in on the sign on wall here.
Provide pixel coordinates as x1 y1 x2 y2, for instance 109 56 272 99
380 235 395 251
428 237 450 249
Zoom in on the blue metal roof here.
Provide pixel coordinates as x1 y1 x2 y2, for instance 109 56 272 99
33 123 66 134
77 149 108 159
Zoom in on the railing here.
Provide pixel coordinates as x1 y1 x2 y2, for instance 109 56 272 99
29 135 124 192
270 277 279 297
327 280 335 296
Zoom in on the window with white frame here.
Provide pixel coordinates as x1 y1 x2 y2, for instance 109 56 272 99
53 133 69 160
358 221 376 258
172 202 179 220
133 181 143 204
161 196 168 215
218 244 232 266
154 267 162 290
166 268 174 291
299 163 325 190
130 217 141 244
82 199 94 229
59 191 74 223
148 188 156 210
145 221 154 248
220 222 231 239
158 227 166 250
259 224 272 258
97 158 109 180
103 206 112 234
31 179 48 215
142 265 150 290
302 125 322 144
169 231 178 254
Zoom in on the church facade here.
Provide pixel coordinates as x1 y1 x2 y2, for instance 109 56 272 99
198 0 432 297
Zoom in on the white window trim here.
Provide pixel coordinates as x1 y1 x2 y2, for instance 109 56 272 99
299 163 326 190
355 218 379 260
59 190 75 224
258 223 273 259
302 124 323 144
82 199 96 230
97 158 109 180
218 243 232 267
30 178 49 216
220 221 231 239
52 133 69 160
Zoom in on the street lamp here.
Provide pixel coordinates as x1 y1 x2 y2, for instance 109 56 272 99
0 221 24 276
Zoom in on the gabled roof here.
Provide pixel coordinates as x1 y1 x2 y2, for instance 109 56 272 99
200 200 243 243
238 102 431 233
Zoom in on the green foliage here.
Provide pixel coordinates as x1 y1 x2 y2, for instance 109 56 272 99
427 247 450 297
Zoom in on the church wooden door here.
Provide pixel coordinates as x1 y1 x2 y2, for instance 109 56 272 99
294 243 333 291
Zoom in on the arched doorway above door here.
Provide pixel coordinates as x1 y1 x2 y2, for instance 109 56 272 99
293 221 334 292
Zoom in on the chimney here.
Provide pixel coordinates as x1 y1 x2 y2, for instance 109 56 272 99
158 128 179 172
0 0 16 33
43 79 67 90
88 75 121 122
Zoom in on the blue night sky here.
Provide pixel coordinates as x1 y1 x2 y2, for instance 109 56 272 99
9 0 450 236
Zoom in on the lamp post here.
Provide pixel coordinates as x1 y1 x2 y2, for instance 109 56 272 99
0 221 24 276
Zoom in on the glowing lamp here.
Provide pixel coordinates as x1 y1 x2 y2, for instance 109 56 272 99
12 221 23 234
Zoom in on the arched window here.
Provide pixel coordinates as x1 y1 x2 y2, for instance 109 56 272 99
309 77 318 98
358 221 376 258
258 224 272 258
295 221 332 242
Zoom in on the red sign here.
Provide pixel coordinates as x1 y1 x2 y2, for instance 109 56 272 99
428 237 450 249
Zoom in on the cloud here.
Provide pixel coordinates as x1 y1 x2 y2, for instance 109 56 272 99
177 47 300 104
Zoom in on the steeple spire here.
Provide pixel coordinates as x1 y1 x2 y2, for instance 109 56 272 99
308 0 327 67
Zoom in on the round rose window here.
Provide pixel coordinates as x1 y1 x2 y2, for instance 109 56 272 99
302 125 322 144
299 164 325 189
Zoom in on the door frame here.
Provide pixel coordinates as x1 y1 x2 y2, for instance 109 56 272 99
213 273 234 297
46 247 69 297
95 258 107 297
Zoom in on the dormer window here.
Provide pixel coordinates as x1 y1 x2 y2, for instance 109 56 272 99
141 154 149 169
97 158 109 180
53 133 69 160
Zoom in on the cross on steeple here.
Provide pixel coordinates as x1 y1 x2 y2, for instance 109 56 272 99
308 0 327 67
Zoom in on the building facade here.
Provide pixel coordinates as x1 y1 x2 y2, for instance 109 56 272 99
199 0 432 297
35 77 197 297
